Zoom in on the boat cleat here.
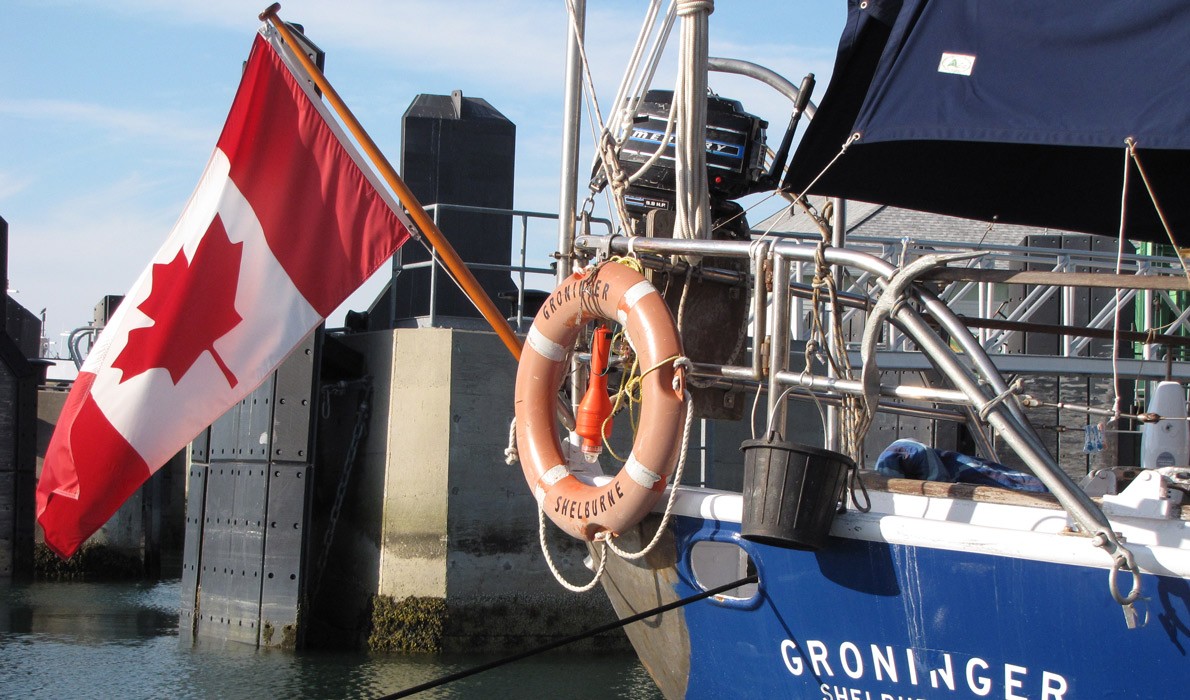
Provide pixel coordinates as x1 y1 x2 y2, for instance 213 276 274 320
1099 468 1186 519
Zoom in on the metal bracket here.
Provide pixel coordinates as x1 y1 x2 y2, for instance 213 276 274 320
1079 468 1120 497
595 233 622 264
1100 468 1186 519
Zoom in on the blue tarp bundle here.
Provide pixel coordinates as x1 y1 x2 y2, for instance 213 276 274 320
875 439 1049 493
786 0 1190 243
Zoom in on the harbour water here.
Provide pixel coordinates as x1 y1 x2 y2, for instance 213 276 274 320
0 580 662 699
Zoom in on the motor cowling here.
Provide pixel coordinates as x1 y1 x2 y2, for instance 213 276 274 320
600 89 769 220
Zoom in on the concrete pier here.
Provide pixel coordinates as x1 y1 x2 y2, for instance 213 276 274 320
322 327 618 652
1 215 36 580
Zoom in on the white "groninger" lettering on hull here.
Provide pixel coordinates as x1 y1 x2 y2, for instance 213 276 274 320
779 639 1069 700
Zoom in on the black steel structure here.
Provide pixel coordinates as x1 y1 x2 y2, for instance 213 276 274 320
377 90 516 325
181 331 320 647
0 216 36 580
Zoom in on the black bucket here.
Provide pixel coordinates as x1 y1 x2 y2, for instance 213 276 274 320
740 436 853 550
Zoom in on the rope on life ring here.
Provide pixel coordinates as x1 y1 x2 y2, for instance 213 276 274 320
514 261 687 541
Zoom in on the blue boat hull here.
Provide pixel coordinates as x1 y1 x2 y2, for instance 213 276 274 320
648 514 1189 700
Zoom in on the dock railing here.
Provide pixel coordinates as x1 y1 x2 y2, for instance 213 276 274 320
392 203 613 328
384 206 1188 362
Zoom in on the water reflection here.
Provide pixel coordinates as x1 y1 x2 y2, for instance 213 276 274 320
2 581 177 643
0 580 662 699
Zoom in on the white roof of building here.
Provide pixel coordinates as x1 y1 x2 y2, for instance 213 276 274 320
756 197 1075 248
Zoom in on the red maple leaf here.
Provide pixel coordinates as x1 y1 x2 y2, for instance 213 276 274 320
112 216 244 388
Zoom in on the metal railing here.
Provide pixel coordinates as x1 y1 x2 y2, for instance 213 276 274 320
392 203 614 328
767 230 1188 359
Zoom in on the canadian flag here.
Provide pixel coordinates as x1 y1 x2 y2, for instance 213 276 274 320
37 28 413 558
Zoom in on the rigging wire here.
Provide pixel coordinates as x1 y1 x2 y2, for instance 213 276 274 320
606 0 669 138
1109 140 1135 426
1128 143 1190 287
563 0 632 231
371 574 758 700
563 0 682 235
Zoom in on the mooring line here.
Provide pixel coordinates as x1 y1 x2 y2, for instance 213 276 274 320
373 574 759 699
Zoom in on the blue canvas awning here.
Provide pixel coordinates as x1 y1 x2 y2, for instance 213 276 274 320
786 0 1190 243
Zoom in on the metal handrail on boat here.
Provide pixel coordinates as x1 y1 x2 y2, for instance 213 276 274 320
768 229 1190 358
575 231 1144 607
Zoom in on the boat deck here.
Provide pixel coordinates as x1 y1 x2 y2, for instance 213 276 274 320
863 470 1190 520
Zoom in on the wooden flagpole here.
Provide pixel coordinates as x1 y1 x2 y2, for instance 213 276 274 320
260 4 523 361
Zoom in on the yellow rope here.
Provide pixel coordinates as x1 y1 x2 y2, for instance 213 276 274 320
600 356 637 463
600 353 682 463
609 255 645 274
587 260 674 462
593 260 652 461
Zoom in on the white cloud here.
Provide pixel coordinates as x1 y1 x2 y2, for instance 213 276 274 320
52 0 838 101
7 174 184 347
0 171 31 201
57 0 577 96
0 98 213 147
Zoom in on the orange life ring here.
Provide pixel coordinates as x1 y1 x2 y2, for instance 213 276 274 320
514 262 687 541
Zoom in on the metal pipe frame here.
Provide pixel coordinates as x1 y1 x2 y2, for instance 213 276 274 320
690 368 968 423
390 205 612 323
576 232 1136 566
750 240 771 381
556 0 585 287
795 243 1094 520
766 254 791 437
693 353 972 406
707 57 817 118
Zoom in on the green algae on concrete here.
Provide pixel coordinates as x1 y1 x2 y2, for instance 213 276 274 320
33 543 144 581
368 595 447 653
262 620 299 649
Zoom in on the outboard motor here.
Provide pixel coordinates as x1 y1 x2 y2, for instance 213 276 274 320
612 89 769 225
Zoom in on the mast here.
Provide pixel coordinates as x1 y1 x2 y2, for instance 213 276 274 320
826 197 845 452
556 0 585 285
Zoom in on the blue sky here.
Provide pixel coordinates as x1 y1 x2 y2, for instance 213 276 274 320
2 1 846 371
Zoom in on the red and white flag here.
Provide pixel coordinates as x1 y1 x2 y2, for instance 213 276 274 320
37 28 413 558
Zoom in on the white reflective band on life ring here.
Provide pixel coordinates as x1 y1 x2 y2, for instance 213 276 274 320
541 464 570 486
527 324 567 362
622 280 657 310
625 454 664 489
